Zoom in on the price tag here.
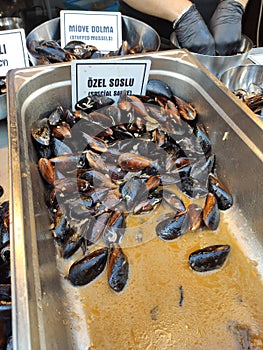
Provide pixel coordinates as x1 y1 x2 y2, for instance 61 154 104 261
71 59 151 107
60 10 122 52
0 29 29 77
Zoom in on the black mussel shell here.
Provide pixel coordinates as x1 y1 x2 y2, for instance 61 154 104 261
190 154 215 185
61 233 84 259
36 145 52 159
0 261 11 284
0 226 9 250
156 212 187 240
75 95 114 114
173 95 197 121
120 176 146 211
118 152 152 172
189 244 230 272
107 243 129 292
38 157 55 185
180 176 208 199
85 213 109 245
163 190 186 213
35 45 66 63
0 284 11 302
0 245 10 264
103 211 126 246
50 137 73 157
182 203 203 231
0 200 9 216
52 214 72 245
208 173 233 210
203 193 220 230
31 118 51 146
48 105 64 126
68 247 108 286
63 40 87 57
193 124 212 156
146 79 173 99
63 109 76 128
133 195 162 215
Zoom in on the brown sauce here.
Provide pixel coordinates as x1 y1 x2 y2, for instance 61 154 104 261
59 196 263 350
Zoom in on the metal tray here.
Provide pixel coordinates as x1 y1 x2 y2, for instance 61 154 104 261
7 50 263 350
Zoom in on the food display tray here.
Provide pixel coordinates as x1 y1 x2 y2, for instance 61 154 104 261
7 50 263 349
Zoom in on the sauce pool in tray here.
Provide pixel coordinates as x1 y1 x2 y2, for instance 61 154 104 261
57 201 263 350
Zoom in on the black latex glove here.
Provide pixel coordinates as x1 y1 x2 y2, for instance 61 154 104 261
173 4 215 55
210 0 245 56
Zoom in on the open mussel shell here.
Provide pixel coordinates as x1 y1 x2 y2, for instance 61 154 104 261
31 118 51 146
189 244 230 272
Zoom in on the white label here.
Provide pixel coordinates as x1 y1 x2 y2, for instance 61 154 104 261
0 29 29 76
71 59 151 107
60 10 122 52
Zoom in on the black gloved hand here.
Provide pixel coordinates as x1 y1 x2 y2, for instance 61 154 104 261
173 4 215 55
209 0 245 56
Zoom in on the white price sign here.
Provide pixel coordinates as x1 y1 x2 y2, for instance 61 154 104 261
0 29 29 76
60 10 122 52
71 59 152 107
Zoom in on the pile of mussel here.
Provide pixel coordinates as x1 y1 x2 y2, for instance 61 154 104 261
31 79 233 293
0 186 12 349
28 39 150 64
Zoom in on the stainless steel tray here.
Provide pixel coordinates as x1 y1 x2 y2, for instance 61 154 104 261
7 50 263 350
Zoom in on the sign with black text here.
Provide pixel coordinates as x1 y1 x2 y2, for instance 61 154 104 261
71 59 151 107
0 29 29 76
60 10 122 52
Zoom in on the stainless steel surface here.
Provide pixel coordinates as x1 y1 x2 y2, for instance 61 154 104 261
170 32 254 78
219 64 263 91
0 94 7 120
0 17 23 30
248 47 263 65
7 50 263 349
26 15 161 65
